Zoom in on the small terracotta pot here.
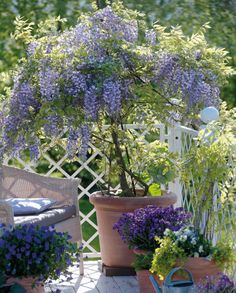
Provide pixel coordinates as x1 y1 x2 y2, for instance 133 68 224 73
138 258 221 293
136 270 157 293
89 190 177 269
181 257 221 283
7 277 44 293
133 249 157 292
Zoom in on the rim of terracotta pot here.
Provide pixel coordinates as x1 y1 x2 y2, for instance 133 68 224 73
182 257 219 267
89 190 177 211
133 249 153 255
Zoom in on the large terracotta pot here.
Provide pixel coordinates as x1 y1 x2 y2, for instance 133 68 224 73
7 277 44 293
182 257 221 283
89 191 176 270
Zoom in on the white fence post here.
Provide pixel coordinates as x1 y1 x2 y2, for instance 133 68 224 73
168 125 183 207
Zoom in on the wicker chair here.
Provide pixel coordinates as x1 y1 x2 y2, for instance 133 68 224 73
0 165 84 275
0 200 14 227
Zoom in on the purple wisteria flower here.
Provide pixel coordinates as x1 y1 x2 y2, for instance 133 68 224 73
153 52 221 113
0 4 231 163
44 115 62 136
196 273 236 293
103 78 122 114
113 205 191 250
39 67 60 101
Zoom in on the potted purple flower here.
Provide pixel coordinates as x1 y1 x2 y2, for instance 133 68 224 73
0 224 81 292
114 205 191 251
114 206 191 293
0 1 233 274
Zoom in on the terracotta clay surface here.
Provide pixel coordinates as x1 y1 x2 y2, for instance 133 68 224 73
89 191 177 269
8 277 44 293
137 270 157 293
181 257 221 283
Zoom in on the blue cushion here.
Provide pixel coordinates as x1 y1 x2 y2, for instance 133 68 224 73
5 198 57 215
14 205 76 226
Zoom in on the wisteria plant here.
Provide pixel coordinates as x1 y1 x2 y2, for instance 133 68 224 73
0 224 81 287
0 1 234 197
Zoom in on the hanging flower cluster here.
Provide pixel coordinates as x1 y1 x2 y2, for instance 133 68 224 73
0 3 233 161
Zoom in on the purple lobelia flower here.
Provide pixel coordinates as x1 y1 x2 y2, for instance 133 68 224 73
196 273 235 292
113 205 191 250
0 224 81 285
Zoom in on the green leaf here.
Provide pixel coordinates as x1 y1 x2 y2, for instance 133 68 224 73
148 183 161 196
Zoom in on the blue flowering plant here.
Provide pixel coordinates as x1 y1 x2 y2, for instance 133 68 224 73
113 205 191 250
0 224 81 287
0 2 234 197
196 273 236 293
150 226 234 279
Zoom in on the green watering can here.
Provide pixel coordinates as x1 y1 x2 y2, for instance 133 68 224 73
150 267 197 293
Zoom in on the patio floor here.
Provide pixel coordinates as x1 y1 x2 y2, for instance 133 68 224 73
45 261 139 293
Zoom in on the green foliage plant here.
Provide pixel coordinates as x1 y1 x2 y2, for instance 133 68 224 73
181 102 236 240
150 236 185 280
133 253 154 271
212 240 236 272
